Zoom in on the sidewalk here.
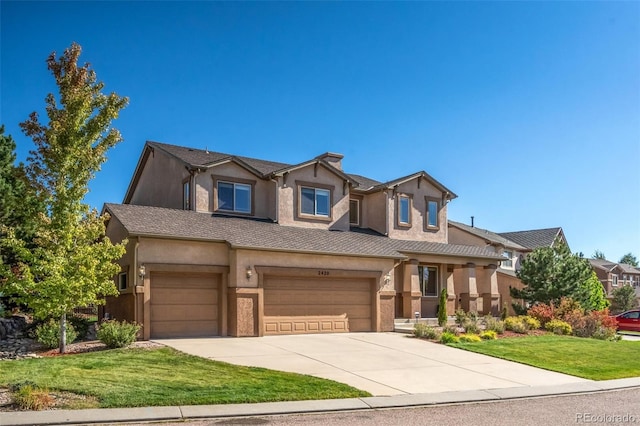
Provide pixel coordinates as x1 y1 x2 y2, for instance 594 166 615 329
2 377 639 426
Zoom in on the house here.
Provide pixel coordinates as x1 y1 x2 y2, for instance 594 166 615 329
497 227 568 251
588 258 640 297
103 141 506 339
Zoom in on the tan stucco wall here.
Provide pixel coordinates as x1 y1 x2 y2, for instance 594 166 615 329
277 164 350 230
386 178 448 242
194 162 274 219
448 227 490 247
138 238 229 266
129 149 188 209
497 272 524 315
364 191 387 235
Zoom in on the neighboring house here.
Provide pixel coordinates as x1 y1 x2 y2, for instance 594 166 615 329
497 227 568 251
103 141 505 339
588 259 640 297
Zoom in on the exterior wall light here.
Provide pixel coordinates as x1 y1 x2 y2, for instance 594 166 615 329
246 266 253 280
384 273 391 284
138 264 146 279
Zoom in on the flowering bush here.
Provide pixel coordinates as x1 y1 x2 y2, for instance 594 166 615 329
545 319 573 335
527 303 554 327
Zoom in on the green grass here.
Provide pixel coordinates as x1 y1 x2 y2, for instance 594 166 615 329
0 347 369 408
449 335 640 380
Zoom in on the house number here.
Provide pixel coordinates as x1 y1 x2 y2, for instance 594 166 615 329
318 270 330 276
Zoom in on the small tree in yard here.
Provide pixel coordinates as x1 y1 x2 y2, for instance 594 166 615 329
611 285 638 314
511 243 592 308
580 272 610 312
437 288 447 327
0 43 127 353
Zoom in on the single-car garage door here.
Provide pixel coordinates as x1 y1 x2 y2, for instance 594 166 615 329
150 272 221 338
263 276 373 335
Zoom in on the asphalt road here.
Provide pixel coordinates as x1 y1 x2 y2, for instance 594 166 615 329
116 388 640 426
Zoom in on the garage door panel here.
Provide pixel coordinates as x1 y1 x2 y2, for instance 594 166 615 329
263 276 373 335
150 272 220 339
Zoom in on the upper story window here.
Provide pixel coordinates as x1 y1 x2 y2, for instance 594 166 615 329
612 275 618 287
425 198 439 229
398 195 411 226
349 199 360 226
182 179 190 210
218 181 251 214
501 250 514 268
301 187 330 217
419 265 438 297
118 272 127 291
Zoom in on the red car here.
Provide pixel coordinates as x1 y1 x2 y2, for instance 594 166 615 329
615 309 640 332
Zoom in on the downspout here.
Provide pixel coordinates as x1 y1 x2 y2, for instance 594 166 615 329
270 177 279 223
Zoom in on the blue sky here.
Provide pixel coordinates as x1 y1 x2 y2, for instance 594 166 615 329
2 1 639 261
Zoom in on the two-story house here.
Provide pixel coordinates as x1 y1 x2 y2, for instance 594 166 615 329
103 141 504 339
589 258 640 298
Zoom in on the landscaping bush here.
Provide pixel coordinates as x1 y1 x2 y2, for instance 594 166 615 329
413 324 440 340
480 330 497 340
442 325 460 335
527 303 554 327
458 333 482 343
483 316 505 334
464 321 480 334
520 315 541 330
500 303 508 320
97 320 140 348
545 319 573 335
68 314 92 340
592 326 618 341
454 309 468 328
440 331 460 344
11 383 53 411
34 319 78 349
572 309 617 339
555 297 584 321
437 288 448 327
504 317 527 334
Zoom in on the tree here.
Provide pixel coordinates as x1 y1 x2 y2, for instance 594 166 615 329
511 244 593 308
578 272 610 312
592 250 606 260
437 288 447 326
611 285 637 314
619 253 638 267
0 43 128 352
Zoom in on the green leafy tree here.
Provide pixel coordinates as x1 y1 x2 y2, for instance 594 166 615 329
578 272 610 311
0 43 128 352
611 285 638 314
619 253 638 267
437 288 447 326
511 244 593 308
592 250 606 260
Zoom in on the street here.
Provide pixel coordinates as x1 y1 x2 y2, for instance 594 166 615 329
109 388 640 426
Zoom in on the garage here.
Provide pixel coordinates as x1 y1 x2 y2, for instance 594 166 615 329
150 272 221 338
263 276 373 335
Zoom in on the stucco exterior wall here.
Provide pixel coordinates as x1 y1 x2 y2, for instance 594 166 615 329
277 164 350 230
129 150 188 209
448 227 490 247
138 239 229 266
386 178 448 242
497 272 525 316
364 191 387 235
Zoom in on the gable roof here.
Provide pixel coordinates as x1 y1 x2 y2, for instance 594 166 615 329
588 258 622 273
366 171 458 200
105 203 504 262
619 263 640 274
347 174 382 191
498 228 564 250
448 221 529 251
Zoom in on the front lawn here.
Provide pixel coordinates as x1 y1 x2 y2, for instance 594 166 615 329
0 347 369 408
449 334 640 380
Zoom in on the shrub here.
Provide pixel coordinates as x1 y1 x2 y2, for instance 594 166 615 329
483 316 505 334
464 321 481 334
454 309 468 328
440 331 460 344
504 317 527 334
34 319 78 349
12 384 53 411
611 285 637 314
555 297 584 321
68 315 92 340
520 315 541 330
97 320 141 348
480 330 497 340
413 323 440 340
458 333 482 343
527 303 554 327
545 319 573 335
592 326 617 341
437 288 448 327
500 303 508 320
442 325 460 335
572 309 617 339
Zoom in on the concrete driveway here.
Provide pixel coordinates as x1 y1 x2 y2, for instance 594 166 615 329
156 332 588 396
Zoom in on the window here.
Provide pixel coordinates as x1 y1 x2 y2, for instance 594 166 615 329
349 199 360 226
612 275 618 287
418 266 438 297
398 195 411 225
426 199 439 228
218 181 251 213
118 272 127 291
182 179 190 210
301 187 330 217
502 250 513 268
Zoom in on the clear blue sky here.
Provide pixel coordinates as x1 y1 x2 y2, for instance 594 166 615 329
2 1 639 261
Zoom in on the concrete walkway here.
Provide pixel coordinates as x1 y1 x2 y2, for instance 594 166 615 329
157 332 588 396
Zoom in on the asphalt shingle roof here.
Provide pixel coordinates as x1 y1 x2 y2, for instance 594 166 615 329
348 174 382 190
497 228 562 250
588 258 619 272
448 221 528 251
619 263 640 274
105 204 504 261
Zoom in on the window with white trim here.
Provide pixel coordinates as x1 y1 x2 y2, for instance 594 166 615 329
218 181 251 213
301 187 330 217
426 199 439 228
398 195 410 225
418 265 438 296
502 250 513 268
118 272 127 291
612 275 618 287
349 199 360 226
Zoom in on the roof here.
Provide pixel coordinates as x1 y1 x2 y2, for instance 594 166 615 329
588 258 620 272
497 228 563 250
619 263 640 274
105 203 504 261
448 221 529 251
369 171 458 200
348 174 382 191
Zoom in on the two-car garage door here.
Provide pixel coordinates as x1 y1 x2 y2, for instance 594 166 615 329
150 272 221 339
263 276 373 335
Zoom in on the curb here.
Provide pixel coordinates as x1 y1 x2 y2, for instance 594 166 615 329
1 378 639 425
